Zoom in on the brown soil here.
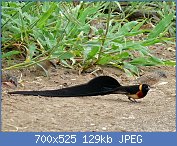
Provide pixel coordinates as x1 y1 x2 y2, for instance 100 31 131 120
1 43 176 132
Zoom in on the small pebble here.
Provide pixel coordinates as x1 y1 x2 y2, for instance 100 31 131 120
102 127 107 131
71 78 76 81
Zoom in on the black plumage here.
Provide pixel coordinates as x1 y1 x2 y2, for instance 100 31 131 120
8 76 121 97
8 76 150 102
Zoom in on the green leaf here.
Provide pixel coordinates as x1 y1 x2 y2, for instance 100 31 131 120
97 54 112 65
28 43 37 58
130 56 165 66
122 42 148 52
123 62 139 75
163 60 176 66
60 60 73 68
141 38 162 46
113 52 130 59
10 25 21 34
118 21 138 36
130 57 148 65
2 50 21 58
148 13 174 39
124 68 134 77
53 51 74 60
79 7 99 24
131 19 147 32
83 46 99 60
148 56 164 65
37 3 57 28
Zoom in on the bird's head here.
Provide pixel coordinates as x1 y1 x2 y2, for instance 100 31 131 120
9 77 18 87
139 84 150 95
156 71 167 78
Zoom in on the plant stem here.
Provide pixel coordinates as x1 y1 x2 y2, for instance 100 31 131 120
97 2 111 62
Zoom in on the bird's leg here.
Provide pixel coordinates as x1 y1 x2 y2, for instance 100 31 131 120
128 97 137 103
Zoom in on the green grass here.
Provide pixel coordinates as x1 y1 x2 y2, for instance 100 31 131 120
1 1 176 76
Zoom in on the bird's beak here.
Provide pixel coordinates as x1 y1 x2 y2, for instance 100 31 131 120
147 86 150 91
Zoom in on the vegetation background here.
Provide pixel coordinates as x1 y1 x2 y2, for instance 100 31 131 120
1 1 176 133
1 1 176 76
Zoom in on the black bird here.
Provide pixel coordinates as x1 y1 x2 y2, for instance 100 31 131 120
112 84 150 102
8 76 150 102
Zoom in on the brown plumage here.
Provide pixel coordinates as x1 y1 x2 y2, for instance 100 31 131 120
36 59 56 72
113 84 150 102
34 57 57 76
2 71 18 88
134 71 167 86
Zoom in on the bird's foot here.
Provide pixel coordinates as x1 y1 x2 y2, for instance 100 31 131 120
128 97 137 103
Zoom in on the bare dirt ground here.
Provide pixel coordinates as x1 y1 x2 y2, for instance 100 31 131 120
1 43 176 132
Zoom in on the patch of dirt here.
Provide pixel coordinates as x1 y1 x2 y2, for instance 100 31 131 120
1 43 176 132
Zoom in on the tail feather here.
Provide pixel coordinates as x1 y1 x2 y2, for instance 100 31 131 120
8 76 121 97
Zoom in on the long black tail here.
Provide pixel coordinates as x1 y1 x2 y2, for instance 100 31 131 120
8 76 121 97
